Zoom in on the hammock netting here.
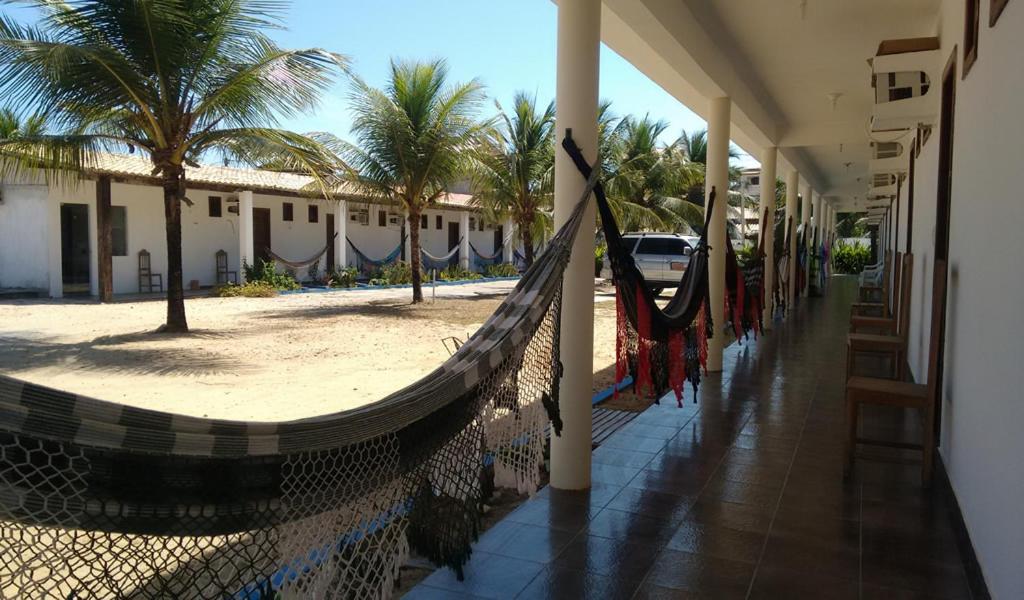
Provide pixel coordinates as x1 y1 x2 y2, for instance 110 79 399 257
723 208 771 342
0 135 710 599
774 216 793 318
347 236 405 275
266 235 336 282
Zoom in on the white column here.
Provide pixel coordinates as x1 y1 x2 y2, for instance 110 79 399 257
705 96 731 372
335 200 348 268
459 210 470 270
800 182 812 297
403 208 412 263
88 192 99 296
503 217 515 263
785 171 799 305
758 146 777 325
47 192 63 298
239 190 254 280
550 0 599 491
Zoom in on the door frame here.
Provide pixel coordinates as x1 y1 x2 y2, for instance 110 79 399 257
930 48 958 442
60 202 91 291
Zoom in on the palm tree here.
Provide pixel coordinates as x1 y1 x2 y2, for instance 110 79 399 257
677 128 742 207
0 108 45 140
603 115 704 232
344 58 488 303
472 92 554 267
0 0 346 332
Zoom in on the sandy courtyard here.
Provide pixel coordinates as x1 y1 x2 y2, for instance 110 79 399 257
0 281 621 422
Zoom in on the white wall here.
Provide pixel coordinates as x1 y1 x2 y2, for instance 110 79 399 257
0 184 50 289
922 2 1024 596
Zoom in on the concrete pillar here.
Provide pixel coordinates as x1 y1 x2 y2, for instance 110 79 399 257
47 191 63 299
239 190 254 280
800 182 812 298
87 193 99 297
503 217 515 263
758 147 777 325
550 0 599 491
403 208 412 263
335 200 348 269
459 210 470 270
705 96 730 372
785 171 799 305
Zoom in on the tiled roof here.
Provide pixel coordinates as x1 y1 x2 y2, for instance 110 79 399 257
85 153 476 210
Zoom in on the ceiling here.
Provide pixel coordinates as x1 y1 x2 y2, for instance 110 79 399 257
599 0 941 212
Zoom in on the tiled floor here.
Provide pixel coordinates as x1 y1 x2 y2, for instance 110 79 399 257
407 278 980 599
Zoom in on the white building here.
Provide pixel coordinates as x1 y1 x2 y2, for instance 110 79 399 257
0 154 514 298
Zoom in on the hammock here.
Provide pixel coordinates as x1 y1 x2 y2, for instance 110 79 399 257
348 235 406 275
774 216 793 317
469 242 502 272
265 234 336 270
421 240 462 273
0 172 597 598
513 248 528 270
562 133 712 406
724 207 770 342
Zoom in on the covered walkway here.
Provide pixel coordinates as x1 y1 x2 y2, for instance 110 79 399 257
409 277 981 599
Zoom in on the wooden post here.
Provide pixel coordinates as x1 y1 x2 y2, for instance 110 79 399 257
96 176 113 302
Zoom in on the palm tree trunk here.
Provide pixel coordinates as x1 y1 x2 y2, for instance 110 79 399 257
161 169 189 332
521 225 534 267
408 206 424 303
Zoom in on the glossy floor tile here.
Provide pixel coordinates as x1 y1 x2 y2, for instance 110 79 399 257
408 278 979 599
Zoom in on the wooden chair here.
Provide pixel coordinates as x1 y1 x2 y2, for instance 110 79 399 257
850 252 910 334
215 249 238 285
138 249 163 293
846 254 913 381
846 260 946 483
852 252 896 316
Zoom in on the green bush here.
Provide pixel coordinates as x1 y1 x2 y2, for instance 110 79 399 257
215 281 278 298
735 243 757 267
366 261 417 286
595 243 607 276
326 266 359 288
439 264 483 281
242 259 300 290
484 263 519 278
832 241 871 274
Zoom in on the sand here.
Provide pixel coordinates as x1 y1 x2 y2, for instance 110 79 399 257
0 281 622 422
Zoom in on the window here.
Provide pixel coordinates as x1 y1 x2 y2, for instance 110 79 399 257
421 214 428 229
469 216 476 231
350 208 369 225
378 210 387 227
308 204 319 223
208 196 222 218
283 202 294 222
436 215 443 230
964 0 980 77
111 206 127 256
991 0 1010 26
750 176 759 185
636 237 689 256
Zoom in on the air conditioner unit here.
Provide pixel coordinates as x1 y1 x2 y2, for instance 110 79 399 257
387 212 403 228
349 208 369 225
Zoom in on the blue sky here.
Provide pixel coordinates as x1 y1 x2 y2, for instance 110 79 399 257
5 0 757 166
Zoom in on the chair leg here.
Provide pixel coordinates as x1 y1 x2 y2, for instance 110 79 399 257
845 390 858 476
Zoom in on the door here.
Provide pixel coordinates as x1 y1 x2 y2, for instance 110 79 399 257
494 225 504 256
60 203 90 292
448 222 461 268
326 213 335 269
633 237 670 284
253 208 272 263
930 51 957 441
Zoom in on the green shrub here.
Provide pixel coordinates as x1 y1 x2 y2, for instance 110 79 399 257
326 266 359 288
484 263 519 278
595 243 607 276
832 241 871 274
242 259 300 290
215 281 278 298
439 264 482 281
735 243 757 267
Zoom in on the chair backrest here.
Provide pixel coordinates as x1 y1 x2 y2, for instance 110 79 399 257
896 253 914 339
216 249 228 271
138 249 151 273
925 259 948 405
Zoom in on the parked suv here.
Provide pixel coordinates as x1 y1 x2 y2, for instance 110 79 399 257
600 232 694 294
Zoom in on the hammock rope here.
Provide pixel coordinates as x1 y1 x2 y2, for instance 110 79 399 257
421 239 462 272
348 235 406 274
0 155 600 600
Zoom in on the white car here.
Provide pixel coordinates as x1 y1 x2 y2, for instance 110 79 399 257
601 232 695 294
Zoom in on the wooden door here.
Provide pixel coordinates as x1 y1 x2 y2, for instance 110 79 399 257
60 203 90 287
448 221 460 251
253 208 272 263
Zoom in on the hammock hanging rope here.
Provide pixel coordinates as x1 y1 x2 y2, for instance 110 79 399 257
265 233 337 270
421 239 462 272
